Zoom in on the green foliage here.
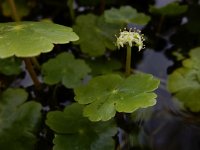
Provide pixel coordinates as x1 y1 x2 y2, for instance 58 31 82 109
74 73 160 121
0 21 79 58
77 0 115 6
149 2 188 16
2 0 31 20
73 14 121 56
86 57 122 75
0 0 176 149
0 57 22 75
104 6 151 25
0 88 42 150
46 103 117 150
186 5 200 34
168 47 200 112
42 52 91 88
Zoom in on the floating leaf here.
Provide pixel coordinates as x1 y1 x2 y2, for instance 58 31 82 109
73 14 121 56
168 47 200 112
2 0 31 20
104 6 150 25
0 57 22 75
46 103 117 150
0 21 79 58
0 88 42 150
149 2 188 16
74 73 160 121
42 52 91 88
86 57 122 75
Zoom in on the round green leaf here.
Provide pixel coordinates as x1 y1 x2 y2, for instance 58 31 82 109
46 103 117 150
0 88 42 150
42 52 91 88
149 2 188 16
104 6 151 25
168 47 200 112
0 21 79 58
0 57 22 75
74 73 160 121
73 14 121 56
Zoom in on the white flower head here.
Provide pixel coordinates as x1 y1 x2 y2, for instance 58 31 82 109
116 28 145 51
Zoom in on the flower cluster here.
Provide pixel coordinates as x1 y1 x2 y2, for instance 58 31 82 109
116 28 145 51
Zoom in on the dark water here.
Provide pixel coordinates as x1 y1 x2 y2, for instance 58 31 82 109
135 30 200 150
131 0 200 148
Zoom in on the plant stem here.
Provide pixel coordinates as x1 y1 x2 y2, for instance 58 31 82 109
125 46 132 76
7 0 20 22
7 0 41 89
67 0 75 22
31 57 41 70
24 58 41 89
157 15 165 34
99 0 105 14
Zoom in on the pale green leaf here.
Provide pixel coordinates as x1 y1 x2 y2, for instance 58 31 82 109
74 73 160 121
149 2 188 16
46 103 117 150
0 88 42 150
104 6 150 25
168 47 200 112
0 21 79 58
42 52 91 88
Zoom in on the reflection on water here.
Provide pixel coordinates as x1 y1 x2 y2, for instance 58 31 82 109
155 0 179 7
135 48 200 150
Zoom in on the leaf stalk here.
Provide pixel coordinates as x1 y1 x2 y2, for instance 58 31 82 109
24 58 41 89
7 0 41 89
7 0 20 22
125 46 132 76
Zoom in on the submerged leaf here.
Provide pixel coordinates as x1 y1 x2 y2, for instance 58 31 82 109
185 5 200 34
0 21 79 58
2 0 31 20
168 47 200 112
0 88 42 150
104 6 150 25
0 57 22 75
42 52 91 88
86 57 122 75
46 103 117 150
74 73 160 121
149 2 188 16
73 14 121 56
